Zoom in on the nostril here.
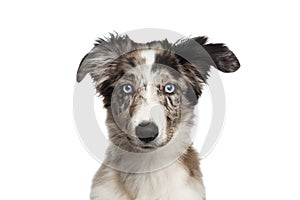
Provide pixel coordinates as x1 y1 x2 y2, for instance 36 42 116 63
135 122 159 143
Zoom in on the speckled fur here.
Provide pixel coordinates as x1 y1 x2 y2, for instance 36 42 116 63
77 33 240 200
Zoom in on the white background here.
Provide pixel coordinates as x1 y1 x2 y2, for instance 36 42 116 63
0 0 299 199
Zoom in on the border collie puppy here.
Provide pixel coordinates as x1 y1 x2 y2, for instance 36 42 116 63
77 34 240 200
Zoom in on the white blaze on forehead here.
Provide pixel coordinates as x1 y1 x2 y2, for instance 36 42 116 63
139 50 156 82
140 49 156 65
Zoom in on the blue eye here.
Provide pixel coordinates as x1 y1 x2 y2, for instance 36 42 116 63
122 84 133 94
164 83 175 94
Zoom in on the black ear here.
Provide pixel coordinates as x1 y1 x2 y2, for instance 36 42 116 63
193 36 240 73
76 34 134 83
171 36 240 104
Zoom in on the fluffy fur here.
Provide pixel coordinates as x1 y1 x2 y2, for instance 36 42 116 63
77 33 240 200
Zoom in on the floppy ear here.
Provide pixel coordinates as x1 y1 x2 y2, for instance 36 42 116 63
171 36 240 104
76 34 134 83
193 36 240 73
77 34 137 108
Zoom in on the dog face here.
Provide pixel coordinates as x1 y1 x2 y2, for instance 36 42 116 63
77 34 240 152
110 55 194 149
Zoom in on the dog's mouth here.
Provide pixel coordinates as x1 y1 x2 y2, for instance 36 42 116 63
126 136 162 150
140 145 156 149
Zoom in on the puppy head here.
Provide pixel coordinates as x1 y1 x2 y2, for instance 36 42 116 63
77 34 240 151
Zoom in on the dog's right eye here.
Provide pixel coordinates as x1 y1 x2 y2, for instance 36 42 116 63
122 84 133 94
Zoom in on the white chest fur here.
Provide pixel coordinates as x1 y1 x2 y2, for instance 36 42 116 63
91 162 205 200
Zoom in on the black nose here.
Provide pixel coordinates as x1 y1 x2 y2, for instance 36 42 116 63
135 121 158 143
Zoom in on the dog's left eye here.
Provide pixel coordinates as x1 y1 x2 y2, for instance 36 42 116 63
122 84 133 94
164 83 176 94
